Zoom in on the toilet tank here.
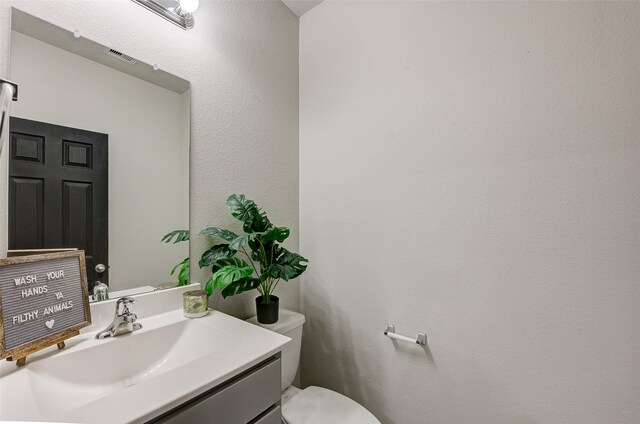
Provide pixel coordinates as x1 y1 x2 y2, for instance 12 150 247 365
246 309 305 391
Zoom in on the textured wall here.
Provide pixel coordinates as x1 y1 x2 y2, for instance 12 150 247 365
0 0 300 316
300 2 640 423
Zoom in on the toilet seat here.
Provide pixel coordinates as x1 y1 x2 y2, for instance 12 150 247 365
282 386 380 424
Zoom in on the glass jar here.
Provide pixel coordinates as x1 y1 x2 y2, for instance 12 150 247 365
183 290 208 318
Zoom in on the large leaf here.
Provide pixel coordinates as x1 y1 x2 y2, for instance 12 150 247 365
162 230 190 244
248 236 263 260
263 249 308 281
227 194 272 233
199 244 236 268
227 194 259 223
199 227 238 242
204 258 255 297
211 257 250 273
229 235 249 251
243 211 272 234
260 226 290 244
212 264 255 290
204 257 249 296
221 277 261 298
171 257 190 286
248 244 261 262
204 275 216 295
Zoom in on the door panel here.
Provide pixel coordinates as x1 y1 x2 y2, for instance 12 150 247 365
11 132 44 163
9 177 44 248
9 117 108 288
63 140 93 168
62 181 93 253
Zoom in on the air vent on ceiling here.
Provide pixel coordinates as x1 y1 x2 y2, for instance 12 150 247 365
103 48 137 65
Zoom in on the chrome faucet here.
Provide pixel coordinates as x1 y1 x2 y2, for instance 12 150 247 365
95 296 142 339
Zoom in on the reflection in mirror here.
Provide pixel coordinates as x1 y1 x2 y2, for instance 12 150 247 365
7 9 190 301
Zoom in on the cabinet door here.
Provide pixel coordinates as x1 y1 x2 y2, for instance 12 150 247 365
153 357 281 424
252 406 281 424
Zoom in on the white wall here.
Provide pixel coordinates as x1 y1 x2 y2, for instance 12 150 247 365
9 31 189 291
300 2 640 424
0 0 300 316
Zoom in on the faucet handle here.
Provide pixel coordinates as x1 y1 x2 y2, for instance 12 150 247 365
115 296 136 316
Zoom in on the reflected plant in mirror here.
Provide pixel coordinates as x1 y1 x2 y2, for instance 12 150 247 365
161 230 190 286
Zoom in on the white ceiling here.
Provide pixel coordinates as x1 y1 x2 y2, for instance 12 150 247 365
11 9 189 93
281 0 324 17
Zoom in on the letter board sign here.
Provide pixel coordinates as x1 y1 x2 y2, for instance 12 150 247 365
0 250 91 363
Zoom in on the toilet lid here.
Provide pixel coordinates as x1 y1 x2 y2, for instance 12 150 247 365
282 386 381 424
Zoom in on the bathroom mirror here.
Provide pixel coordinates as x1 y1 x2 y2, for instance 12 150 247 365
6 9 190 300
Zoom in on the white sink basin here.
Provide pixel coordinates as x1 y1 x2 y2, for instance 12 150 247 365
0 286 290 424
26 318 236 416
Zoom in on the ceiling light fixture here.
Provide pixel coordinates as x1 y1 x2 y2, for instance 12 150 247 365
178 0 199 14
132 0 199 30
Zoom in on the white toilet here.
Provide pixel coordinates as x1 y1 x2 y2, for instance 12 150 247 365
247 309 381 424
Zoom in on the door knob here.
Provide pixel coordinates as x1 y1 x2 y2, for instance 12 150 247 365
95 264 106 273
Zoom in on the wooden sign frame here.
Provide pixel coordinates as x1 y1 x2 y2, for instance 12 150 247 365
7 248 78 258
0 250 92 366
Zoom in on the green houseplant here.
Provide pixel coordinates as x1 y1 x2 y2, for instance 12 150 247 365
201 194 308 323
163 194 308 323
161 230 191 286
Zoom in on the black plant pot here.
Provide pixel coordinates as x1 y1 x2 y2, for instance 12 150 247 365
256 295 279 324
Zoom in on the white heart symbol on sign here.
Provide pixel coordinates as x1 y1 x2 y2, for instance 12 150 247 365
45 319 55 329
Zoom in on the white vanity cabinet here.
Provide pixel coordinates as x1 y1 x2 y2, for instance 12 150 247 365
149 355 282 424
0 288 290 424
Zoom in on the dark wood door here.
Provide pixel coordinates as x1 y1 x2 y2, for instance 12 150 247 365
9 117 108 288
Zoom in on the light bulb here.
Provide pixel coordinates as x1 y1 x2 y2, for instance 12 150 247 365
179 0 199 13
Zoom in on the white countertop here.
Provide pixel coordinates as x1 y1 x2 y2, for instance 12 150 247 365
0 286 290 423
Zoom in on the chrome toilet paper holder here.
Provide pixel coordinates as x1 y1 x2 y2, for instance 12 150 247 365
384 324 427 346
